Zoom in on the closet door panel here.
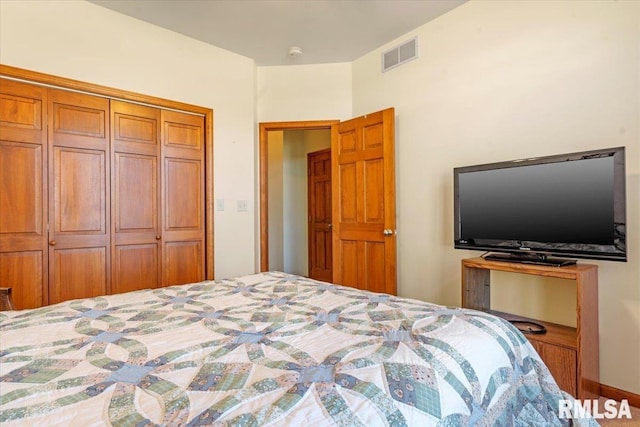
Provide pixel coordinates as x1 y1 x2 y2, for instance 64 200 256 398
51 247 107 304
111 100 161 293
53 147 106 233
164 118 202 151
52 102 106 147
113 244 158 294
0 142 43 238
115 154 157 232
0 81 44 144
0 79 47 308
49 89 109 302
165 241 202 286
161 110 204 287
165 158 201 230
0 251 43 309
112 102 158 154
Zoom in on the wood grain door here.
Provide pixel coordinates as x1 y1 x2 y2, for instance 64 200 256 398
331 108 396 295
0 79 48 309
308 149 332 282
111 100 161 294
161 110 205 286
48 89 110 304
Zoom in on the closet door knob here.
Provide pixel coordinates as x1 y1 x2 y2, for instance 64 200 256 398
49 241 57 246
155 235 161 240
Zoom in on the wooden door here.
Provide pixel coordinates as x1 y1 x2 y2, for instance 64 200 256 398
308 149 332 282
161 110 205 286
0 79 48 309
331 108 396 295
48 89 110 304
111 100 161 294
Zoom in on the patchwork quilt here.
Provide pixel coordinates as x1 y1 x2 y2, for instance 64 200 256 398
0 272 597 426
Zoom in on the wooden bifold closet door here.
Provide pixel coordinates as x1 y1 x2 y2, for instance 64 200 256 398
0 80 48 308
111 100 161 295
48 89 111 304
0 77 206 309
160 110 205 287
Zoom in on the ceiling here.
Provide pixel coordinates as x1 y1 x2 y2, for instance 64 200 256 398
89 0 467 66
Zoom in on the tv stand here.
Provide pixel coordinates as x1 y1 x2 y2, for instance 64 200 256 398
461 257 598 399
483 252 577 267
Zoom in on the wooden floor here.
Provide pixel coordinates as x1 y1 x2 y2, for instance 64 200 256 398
597 398 640 426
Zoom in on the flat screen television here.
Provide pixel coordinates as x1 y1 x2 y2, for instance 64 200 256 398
454 147 626 266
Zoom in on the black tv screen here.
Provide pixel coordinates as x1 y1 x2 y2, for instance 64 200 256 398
454 147 626 264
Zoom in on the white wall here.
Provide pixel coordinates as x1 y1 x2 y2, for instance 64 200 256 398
0 0 257 280
352 0 640 394
267 131 285 271
256 63 352 122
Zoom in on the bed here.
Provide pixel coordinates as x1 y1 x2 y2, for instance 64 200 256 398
0 272 596 426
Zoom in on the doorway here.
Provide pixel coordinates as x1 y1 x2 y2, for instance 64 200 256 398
259 108 397 294
259 121 338 276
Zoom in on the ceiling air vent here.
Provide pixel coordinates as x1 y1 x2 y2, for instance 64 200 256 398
381 37 418 73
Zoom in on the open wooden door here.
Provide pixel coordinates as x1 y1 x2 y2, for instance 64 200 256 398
331 108 396 295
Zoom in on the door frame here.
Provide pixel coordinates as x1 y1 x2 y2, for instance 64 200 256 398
259 120 338 272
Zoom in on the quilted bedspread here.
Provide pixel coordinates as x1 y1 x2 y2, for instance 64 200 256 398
0 272 597 426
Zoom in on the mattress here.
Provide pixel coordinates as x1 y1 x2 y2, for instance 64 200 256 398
0 272 597 426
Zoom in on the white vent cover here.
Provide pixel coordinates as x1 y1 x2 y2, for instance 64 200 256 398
382 37 418 72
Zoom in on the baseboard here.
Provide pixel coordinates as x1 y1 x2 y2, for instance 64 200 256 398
600 383 640 408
